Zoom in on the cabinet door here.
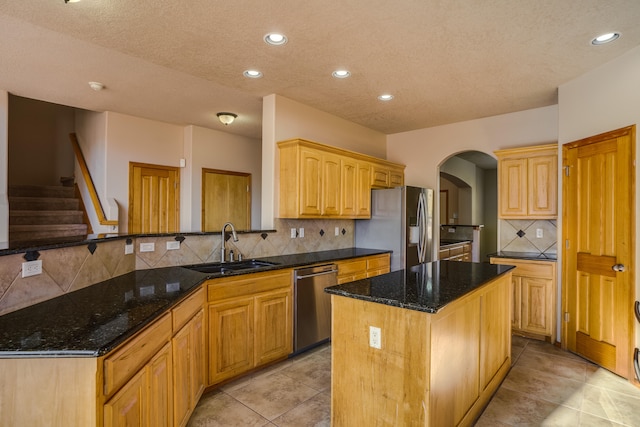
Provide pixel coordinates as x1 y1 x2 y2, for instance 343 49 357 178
371 165 390 188
209 298 254 385
521 277 553 336
511 276 521 330
148 343 173 427
322 153 341 216
356 162 372 217
299 148 322 215
527 155 557 217
173 310 205 427
190 310 206 406
340 157 358 217
498 158 527 217
255 289 293 366
104 369 147 427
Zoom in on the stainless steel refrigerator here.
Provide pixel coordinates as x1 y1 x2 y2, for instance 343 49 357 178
355 186 434 272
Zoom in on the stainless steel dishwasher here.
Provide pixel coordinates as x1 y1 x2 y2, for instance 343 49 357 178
294 263 338 353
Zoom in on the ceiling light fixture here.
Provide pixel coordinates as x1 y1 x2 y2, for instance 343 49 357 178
64 0 81 3
264 33 287 46
378 94 394 101
332 70 351 78
591 32 620 45
217 112 237 125
88 81 105 91
243 70 263 78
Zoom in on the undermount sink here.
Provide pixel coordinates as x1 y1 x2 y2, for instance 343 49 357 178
184 260 278 275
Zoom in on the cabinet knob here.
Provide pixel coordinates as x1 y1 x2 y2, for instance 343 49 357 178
612 264 626 272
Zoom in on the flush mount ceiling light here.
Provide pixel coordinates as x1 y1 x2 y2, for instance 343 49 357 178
591 32 621 45
378 94 394 101
88 81 105 91
217 112 237 125
332 70 351 78
264 33 287 46
64 0 81 3
243 69 263 78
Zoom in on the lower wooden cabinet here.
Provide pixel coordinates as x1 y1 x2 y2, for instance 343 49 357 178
490 257 556 341
104 341 173 427
439 242 471 261
207 269 293 386
336 253 391 284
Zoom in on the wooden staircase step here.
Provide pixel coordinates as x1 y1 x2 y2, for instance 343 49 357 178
8 185 75 199
9 210 84 225
9 196 80 211
9 224 88 240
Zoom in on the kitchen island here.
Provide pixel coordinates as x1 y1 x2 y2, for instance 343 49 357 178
325 261 514 426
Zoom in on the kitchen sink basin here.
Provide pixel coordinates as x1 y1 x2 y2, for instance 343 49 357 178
184 260 278 275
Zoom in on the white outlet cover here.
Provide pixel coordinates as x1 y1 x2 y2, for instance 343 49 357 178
166 241 180 250
369 326 382 349
22 260 43 278
290 228 297 238
140 242 155 252
536 228 543 238
124 243 134 255
335 226 340 236
299 227 304 238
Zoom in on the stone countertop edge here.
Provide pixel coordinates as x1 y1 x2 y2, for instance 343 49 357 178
0 247 390 358
488 251 557 261
325 261 515 314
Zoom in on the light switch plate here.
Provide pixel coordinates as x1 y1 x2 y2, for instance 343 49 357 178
290 228 297 238
140 242 155 252
335 226 340 236
299 227 304 238
166 241 180 250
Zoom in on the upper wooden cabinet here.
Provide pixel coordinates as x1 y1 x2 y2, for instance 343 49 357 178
495 144 558 219
278 139 405 219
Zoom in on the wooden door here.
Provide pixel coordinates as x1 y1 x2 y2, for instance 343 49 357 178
172 323 191 427
202 169 250 231
521 276 552 336
103 369 147 427
129 162 180 233
299 148 322 215
340 157 357 217
356 161 372 217
498 158 527 217
563 125 635 379
528 155 557 217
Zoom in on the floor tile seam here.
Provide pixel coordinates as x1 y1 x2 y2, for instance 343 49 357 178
266 389 324 423
508 363 587 389
219 390 273 423
578 409 631 427
583 381 640 401
524 346 591 364
278 370 329 392
511 361 589 384
497 382 585 412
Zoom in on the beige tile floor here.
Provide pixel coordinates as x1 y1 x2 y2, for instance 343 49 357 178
188 337 640 426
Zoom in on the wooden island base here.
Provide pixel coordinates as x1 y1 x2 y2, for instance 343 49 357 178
330 272 511 426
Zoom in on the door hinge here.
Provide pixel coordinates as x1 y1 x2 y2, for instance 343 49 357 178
564 312 570 323
565 239 570 249
564 165 570 176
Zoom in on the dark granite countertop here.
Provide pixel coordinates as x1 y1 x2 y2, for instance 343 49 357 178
0 248 389 358
325 261 514 313
488 251 557 261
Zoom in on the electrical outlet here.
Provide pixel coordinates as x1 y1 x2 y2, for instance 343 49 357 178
536 228 543 238
140 242 155 252
290 228 297 238
335 226 340 236
369 326 382 349
22 260 42 278
299 227 305 238
166 241 180 250
124 242 134 255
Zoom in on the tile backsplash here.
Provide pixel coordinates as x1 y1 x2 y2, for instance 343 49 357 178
499 219 557 254
0 218 355 315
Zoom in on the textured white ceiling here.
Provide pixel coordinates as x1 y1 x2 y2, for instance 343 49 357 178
1 1 640 139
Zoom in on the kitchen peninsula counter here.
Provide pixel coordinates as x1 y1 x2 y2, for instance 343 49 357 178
326 260 514 427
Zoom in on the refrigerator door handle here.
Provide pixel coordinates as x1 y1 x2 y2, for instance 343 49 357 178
417 192 427 263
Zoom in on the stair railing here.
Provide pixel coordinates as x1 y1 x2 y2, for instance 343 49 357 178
69 133 118 227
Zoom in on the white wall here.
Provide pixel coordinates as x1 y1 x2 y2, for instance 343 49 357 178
386 105 559 249
261 94 388 229
558 44 640 361
0 91 8 247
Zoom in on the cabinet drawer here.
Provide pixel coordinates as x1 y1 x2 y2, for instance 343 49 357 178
338 259 367 276
366 254 390 270
439 248 450 260
172 287 204 332
491 258 555 279
371 167 390 187
207 270 292 302
104 313 172 397
448 246 464 257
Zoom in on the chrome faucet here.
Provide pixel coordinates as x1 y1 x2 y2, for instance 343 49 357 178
221 222 238 263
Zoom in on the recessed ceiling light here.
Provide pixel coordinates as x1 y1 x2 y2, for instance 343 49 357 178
591 32 620 45
378 94 394 101
243 70 263 78
264 33 288 46
332 70 351 78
